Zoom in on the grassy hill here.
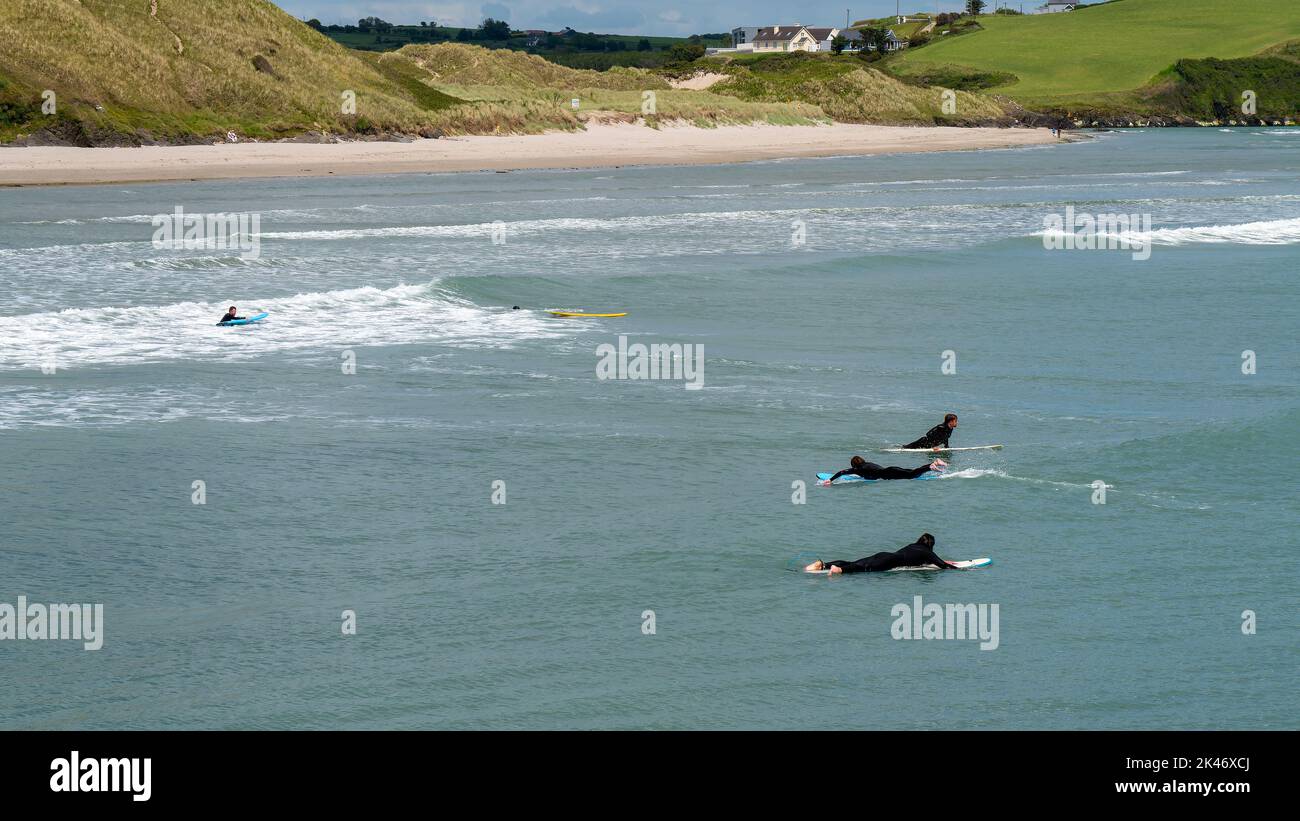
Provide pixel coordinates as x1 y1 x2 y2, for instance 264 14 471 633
0 1 813 143
0 0 474 143
400 43 667 92
1048 38 1300 124
892 0 1299 105
704 51 1011 126
398 44 823 128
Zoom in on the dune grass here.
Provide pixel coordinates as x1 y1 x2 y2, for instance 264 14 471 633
398 44 825 128
706 52 1009 125
0 9 828 143
0 0 479 142
398 43 670 92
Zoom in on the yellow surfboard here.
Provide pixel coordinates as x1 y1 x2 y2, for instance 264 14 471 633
546 310 627 318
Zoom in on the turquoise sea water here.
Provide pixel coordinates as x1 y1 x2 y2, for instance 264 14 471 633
1 128 1296 729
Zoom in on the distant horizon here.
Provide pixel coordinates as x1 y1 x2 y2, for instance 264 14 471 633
271 1 983 39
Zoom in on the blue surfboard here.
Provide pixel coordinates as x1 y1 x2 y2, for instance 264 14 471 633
217 311 269 326
816 471 939 485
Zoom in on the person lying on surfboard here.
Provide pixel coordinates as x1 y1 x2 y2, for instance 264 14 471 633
805 533 957 574
218 305 244 324
821 455 946 485
901 413 958 451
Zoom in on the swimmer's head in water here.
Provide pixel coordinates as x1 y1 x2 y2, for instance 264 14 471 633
850 455 866 469
945 413 958 428
919 533 935 549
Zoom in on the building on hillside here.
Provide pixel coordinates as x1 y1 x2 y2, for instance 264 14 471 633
743 24 902 55
1036 0 1078 12
855 28 908 52
708 27 757 54
835 28 864 52
806 27 839 50
752 25 837 52
881 29 907 51
897 14 931 24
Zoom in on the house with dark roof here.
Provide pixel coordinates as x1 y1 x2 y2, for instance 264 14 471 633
848 27 907 52
835 28 864 52
752 25 839 52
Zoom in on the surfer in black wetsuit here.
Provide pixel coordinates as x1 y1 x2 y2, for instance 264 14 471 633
218 305 243 324
902 413 958 451
822 454 946 484
805 534 957 574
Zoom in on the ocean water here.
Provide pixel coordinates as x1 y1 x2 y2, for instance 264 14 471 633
1 128 1296 729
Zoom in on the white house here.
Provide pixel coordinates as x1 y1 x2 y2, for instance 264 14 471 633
738 24 905 55
752 25 839 52
1036 0 1078 12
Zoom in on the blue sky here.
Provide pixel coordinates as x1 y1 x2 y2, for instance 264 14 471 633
272 1 987 35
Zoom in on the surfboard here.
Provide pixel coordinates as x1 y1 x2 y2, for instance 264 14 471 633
881 445 1003 453
816 471 939 485
217 311 268 326
547 310 627 318
804 558 992 574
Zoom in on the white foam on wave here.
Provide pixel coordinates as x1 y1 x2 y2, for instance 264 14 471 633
939 469 1106 491
256 211 778 241
1129 216 1300 246
1036 216 1300 247
938 468 1213 509
0 281 574 371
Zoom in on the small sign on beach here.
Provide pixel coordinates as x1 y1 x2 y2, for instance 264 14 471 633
571 98 580 110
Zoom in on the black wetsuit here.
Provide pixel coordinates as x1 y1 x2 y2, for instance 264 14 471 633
827 461 931 483
219 312 242 324
826 540 955 573
903 423 952 450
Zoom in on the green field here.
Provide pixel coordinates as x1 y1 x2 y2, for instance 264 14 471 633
892 0 1300 104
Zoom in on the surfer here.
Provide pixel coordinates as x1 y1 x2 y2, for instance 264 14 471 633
218 305 244 324
822 455 946 485
805 534 956 574
902 413 958 451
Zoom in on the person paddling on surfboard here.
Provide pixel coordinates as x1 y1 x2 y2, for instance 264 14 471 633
821 455 946 485
218 305 244 324
902 413 958 451
805 533 957 574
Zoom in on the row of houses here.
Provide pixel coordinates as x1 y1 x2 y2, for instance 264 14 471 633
721 24 906 55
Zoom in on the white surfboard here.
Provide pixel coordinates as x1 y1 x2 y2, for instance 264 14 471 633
880 445 1003 453
804 557 992 575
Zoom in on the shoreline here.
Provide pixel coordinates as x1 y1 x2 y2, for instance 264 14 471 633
0 122 1064 187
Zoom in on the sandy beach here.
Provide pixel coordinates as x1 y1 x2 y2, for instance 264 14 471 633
0 122 1060 186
